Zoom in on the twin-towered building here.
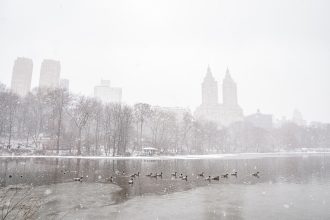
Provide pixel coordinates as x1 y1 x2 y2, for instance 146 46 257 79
10 57 69 96
194 66 244 126
10 57 122 104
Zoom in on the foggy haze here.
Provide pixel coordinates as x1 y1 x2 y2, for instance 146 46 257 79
0 0 330 122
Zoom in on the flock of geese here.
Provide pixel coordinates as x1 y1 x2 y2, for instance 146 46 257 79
110 170 260 185
7 170 260 185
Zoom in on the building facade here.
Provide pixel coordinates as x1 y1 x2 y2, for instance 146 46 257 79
94 80 122 103
245 109 273 130
152 106 191 122
194 66 243 126
39 59 61 89
10 57 33 97
292 109 306 126
60 78 70 91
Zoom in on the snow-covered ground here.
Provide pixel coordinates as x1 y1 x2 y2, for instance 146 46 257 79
1 151 330 161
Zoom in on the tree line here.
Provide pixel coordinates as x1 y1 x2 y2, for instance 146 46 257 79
0 83 329 156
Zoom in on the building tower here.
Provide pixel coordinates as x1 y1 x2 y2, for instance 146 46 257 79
222 67 238 106
10 57 33 97
39 59 61 88
202 66 219 106
195 66 244 127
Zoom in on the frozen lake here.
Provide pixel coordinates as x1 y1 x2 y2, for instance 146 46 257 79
0 153 330 219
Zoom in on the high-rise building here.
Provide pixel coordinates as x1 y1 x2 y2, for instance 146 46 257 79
202 66 219 106
60 78 69 91
194 66 243 126
10 57 33 97
94 80 122 103
39 59 61 88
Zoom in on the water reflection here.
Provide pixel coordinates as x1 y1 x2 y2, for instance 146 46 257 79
1 155 329 199
1 155 330 219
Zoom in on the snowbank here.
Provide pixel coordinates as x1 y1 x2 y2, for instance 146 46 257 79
1 151 330 161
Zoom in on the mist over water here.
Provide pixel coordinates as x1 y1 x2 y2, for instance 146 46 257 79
1 154 329 219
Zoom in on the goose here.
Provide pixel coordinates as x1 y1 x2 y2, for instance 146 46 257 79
156 172 163 177
151 173 158 178
252 171 260 177
231 171 238 177
205 176 211 181
73 176 83 182
171 172 177 177
182 175 188 181
179 173 183 178
130 173 136 178
106 176 114 183
128 178 134 184
135 172 140 177
146 173 153 177
8 175 12 178
221 173 229 178
212 176 220 181
197 172 204 177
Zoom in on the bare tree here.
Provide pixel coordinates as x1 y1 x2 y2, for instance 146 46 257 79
91 101 103 155
2 92 20 147
45 88 70 154
133 103 151 151
149 109 176 152
67 95 94 155
0 185 40 220
179 112 194 153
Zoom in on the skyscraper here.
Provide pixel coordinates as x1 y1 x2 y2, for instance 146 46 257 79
39 59 61 88
194 66 243 126
10 57 33 97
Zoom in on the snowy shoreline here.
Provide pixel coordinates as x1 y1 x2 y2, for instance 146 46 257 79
1 151 330 160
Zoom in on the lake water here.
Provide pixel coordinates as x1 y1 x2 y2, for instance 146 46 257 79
0 153 329 219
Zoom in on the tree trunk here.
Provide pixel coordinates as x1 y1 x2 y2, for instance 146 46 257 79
77 128 82 155
56 107 62 155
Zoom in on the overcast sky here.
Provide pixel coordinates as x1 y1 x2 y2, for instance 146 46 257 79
0 0 329 123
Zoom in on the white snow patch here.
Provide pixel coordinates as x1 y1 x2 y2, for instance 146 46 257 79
283 204 290 209
44 189 52 195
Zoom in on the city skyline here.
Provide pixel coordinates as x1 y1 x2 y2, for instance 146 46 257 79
1 0 330 123
2 57 327 124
